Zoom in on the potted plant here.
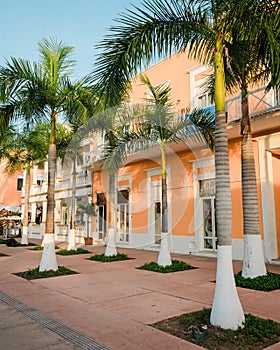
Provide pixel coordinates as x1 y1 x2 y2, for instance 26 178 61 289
77 203 97 245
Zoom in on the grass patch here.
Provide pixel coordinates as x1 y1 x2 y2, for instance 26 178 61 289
0 253 8 257
14 266 78 280
137 259 196 273
152 308 280 349
31 245 59 251
88 253 132 262
0 239 6 244
235 271 280 292
56 247 90 255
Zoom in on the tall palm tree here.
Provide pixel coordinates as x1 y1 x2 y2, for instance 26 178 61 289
202 1 279 278
55 124 77 250
228 4 279 279
103 75 214 266
92 0 248 329
103 130 118 257
0 38 95 271
0 124 48 245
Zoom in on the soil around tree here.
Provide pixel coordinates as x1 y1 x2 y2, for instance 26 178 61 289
14 266 78 280
151 308 280 350
87 253 133 262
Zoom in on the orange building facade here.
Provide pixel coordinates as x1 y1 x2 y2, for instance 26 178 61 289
88 51 280 261
0 161 23 213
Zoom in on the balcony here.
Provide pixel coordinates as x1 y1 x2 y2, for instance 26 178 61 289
226 86 279 122
197 87 279 123
76 173 91 187
83 144 104 167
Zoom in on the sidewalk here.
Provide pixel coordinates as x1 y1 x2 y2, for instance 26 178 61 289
0 239 279 350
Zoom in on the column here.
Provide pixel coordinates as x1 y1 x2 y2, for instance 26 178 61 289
258 138 278 261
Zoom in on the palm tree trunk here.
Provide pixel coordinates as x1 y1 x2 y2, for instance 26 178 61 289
105 172 117 256
67 158 77 250
157 143 172 266
21 164 31 245
39 113 58 271
210 39 244 330
241 90 266 278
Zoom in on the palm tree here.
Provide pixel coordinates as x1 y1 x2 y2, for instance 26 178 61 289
223 42 267 279
228 4 279 279
102 76 214 265
104 130 118 256
61 87 106 250
202 1 279 278
55 124 78 250
92 0 249 329
0 124 48 245
0 38 95 271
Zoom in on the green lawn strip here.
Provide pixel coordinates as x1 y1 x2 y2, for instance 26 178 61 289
152 308 280 350
88 253 132 262
235 271 280 292
14 266 78 280
56 248 90 255
0 239 5 244
137 259 196 273
31 245 59 251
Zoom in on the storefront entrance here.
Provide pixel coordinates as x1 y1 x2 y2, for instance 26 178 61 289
200 178 217 251
202 197 217 250
97 193 106 240
117 189 130 242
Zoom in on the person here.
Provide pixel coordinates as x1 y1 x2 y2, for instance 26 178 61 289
35 205 43 224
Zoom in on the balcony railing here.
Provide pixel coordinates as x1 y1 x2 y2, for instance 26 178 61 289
83 144 104 167
55 178 71 191
76 173 91 187
226 86 279 122
198 86 279 123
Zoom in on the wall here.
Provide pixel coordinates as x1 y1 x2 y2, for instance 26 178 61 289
0 161 22 210
130 51 205 112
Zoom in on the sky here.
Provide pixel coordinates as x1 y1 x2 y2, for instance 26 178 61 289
0 0 143 80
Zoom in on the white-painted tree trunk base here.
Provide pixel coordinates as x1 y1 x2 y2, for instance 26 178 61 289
67 229 77 251
242 234 266 278
39 234 58 272
20 226 29 245
211 245 245 330
157 232 172 267
104 228 117 257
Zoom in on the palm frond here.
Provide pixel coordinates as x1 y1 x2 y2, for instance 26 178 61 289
92 0 218 107
38 37 75 86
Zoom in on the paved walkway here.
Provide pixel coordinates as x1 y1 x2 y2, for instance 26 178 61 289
0 238 279 350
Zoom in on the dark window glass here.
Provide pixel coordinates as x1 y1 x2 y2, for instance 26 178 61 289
17 178 23 191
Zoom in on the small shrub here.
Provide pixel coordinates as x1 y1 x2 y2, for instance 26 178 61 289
88 253 131 262
180 308 211 326
152 308 280 349
14 266 78 280
56 248 90 255
0 239 6 244
242 314 280 343
32 245 59 251
137 259 196 273
235 271 280 292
